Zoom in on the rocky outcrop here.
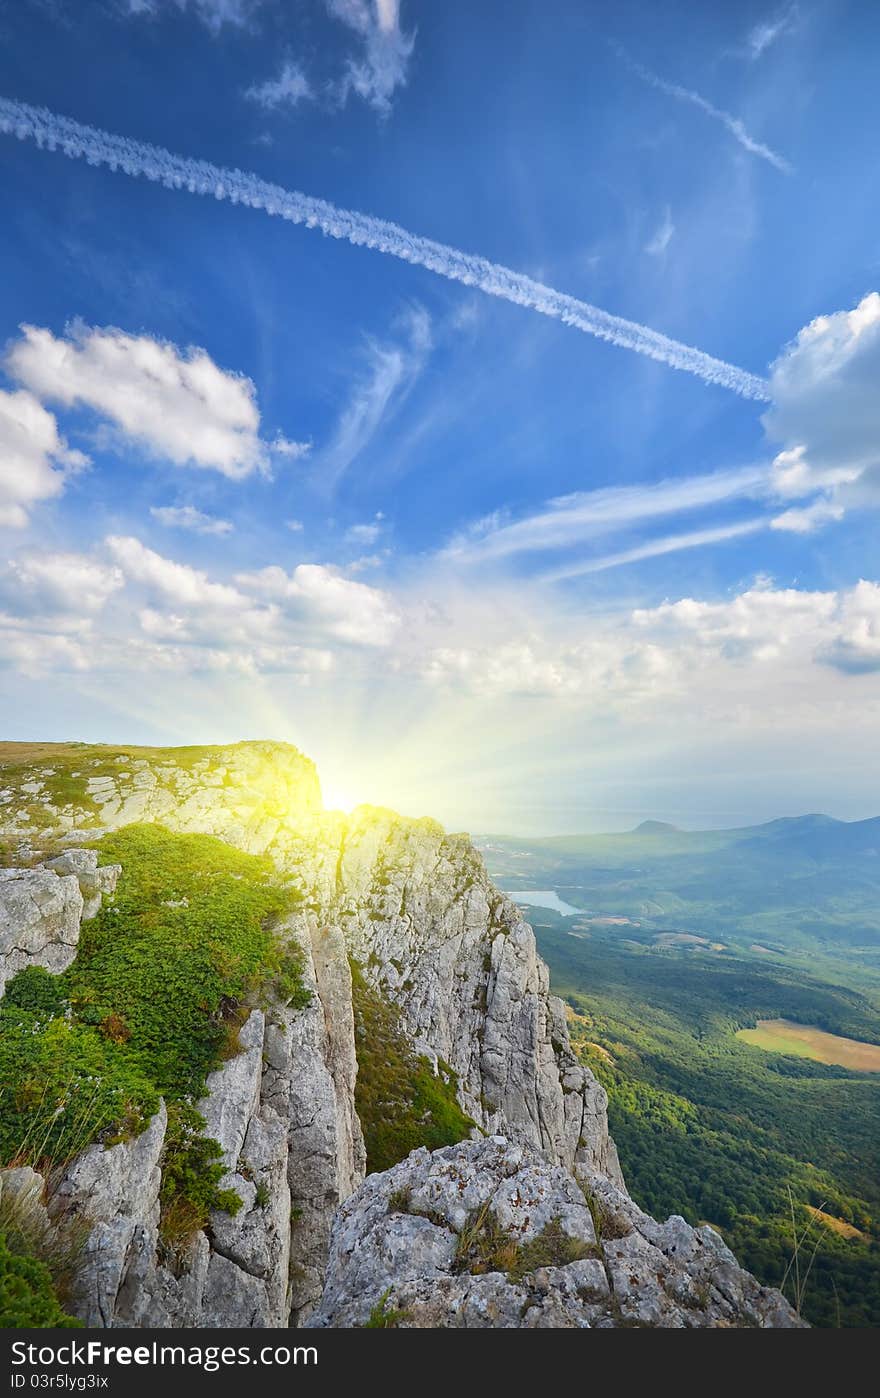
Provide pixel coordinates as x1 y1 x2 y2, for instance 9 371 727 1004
325 809 621 1182
310 1138 804 1329
0 849 119 995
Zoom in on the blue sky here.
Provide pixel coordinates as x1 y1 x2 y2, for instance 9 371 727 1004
1 0 879 832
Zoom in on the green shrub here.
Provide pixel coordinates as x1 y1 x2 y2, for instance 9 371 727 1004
350 962 473 1173
0 1231 81 1328
0 1007 158 1170
3 967 69 1018
158 1102 241 1261
63 825 308 1098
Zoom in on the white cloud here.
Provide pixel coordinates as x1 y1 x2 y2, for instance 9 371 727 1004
271 435 312 461
315 306 431 491
765 293 880 528
245 61 313 111
345 519 383 544
238 562 400 645
6 323 270 480
124 0 259 32
819 580 880 674
106 535 245 611
542 519 767 582
0 553 123 617
445 466 768 564
620 48 793 174
150 505 234 536
286 519 304 532
0 388 88 528
645 207 675 256
746 5 799 59
328 0 415 114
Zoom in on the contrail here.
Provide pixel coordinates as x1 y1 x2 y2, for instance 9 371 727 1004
617 49 793 175
0 96 770 401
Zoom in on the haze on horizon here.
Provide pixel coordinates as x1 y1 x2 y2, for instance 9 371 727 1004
1 1 880 837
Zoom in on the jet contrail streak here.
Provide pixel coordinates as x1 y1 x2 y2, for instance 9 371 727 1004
0 96 770 401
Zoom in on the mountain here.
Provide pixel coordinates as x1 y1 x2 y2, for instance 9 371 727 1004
0 742 801 1329
480 812 880 960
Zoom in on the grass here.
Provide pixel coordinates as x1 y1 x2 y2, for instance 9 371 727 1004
363 1288 407 1328
350 961 473 1173
453 1204 596 1281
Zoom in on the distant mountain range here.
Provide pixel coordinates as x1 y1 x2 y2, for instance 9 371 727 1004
479 813 880 960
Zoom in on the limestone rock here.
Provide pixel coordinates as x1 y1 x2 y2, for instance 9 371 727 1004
309 1138 805 1330
0 867 83 995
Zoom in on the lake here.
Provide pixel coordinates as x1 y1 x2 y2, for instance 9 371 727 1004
505 889 582 917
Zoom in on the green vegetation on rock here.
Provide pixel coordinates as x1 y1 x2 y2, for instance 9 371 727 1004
350 961 473 1173
65 824 308 1097
0 823 311 1311
0 1231 82 1329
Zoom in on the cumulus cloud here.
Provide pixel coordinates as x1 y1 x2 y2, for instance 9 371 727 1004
764 292 880 528
0 553 123 617
238 562 400 645
0 388 88 527
6 323 271 480
328 0 415 113
106 535 245 611
245 61 313 111
150 505 234 536
819 580 880 674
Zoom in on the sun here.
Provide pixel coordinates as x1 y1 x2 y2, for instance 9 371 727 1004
320 780 362 814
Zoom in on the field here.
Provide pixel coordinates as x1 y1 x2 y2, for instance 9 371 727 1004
737 1019 880 1071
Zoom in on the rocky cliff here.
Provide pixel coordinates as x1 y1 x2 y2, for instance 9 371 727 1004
0 741 801 1328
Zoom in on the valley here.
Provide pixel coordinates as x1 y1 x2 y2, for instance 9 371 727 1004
481 817 880 1328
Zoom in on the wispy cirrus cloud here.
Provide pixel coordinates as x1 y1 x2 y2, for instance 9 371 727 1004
314 305 431 492
746 4 800 60
150 505 234 536
327 0 415 114
0 97 770 400
541 519 767 582
444 465 769 565
645 206 675 257
123 0 259 33
616 46 794 174
245 61 314 112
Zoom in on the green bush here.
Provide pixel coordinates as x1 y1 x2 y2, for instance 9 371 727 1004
158 1102 242 1260
63 825 308 1098
3 966 69 1017
0 1232 81 1328
0 1006 159 1169
351 962 473 1173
